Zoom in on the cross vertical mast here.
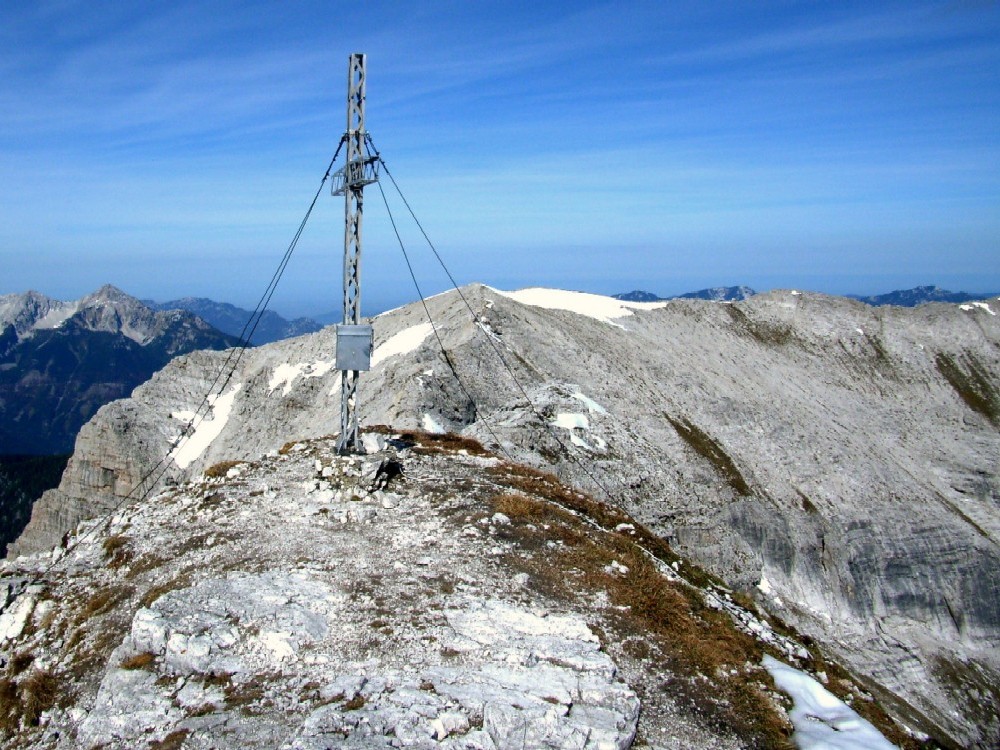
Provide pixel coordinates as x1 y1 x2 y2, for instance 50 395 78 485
334 53 376 453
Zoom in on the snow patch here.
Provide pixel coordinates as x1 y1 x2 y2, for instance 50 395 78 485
553 413 589 431
494 287 666 326
571 391 607 414
171 384 243 469
959 301 995 315
268 360 334 396
422 414 446 434
0 591 35 641
371 322 434 368
33 302 79 331
763 655 897 750
554 412 601 450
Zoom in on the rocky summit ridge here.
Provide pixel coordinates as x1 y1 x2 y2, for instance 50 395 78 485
7 284 1000 747
0 430 885 749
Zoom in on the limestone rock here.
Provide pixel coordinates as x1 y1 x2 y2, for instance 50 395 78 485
10 285 999 746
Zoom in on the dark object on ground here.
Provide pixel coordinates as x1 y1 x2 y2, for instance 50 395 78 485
370 459 404 491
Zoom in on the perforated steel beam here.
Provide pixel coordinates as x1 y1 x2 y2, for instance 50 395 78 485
337 53 372 453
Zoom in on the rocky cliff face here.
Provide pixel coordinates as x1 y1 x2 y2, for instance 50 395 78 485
10 285 999 746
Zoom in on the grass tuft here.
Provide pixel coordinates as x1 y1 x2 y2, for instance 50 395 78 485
19 670 58 727
396 429 493 457
493 493 548 520
148 728 190 749
342 695 366 711
204 460 242 478
120 652 156 671
666 415 752 496
935 352 999 425
102 534 133 568
140 571 193 609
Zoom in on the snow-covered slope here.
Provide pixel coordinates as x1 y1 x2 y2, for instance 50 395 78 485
10 284 1000 747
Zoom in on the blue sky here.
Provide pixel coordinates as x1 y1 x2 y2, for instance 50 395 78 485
1 1 998 316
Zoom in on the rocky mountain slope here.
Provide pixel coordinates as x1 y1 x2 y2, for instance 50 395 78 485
10 285 999 746
145 297 322 345
0 431 907 748
0 285 240 455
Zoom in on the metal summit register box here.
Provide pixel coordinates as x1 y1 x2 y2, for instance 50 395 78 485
335 324 373 371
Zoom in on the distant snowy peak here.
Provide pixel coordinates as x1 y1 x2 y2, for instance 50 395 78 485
613 290 662 303
0 285 240 455
677 285 757 302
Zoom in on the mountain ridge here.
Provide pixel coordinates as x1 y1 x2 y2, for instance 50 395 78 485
0 285 240 456
615 284 1000 307
0 430 908 749
144 296 323 345
8 284 1000 746
614 286 756 302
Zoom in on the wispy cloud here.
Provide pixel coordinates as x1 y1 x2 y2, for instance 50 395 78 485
0 0 997 305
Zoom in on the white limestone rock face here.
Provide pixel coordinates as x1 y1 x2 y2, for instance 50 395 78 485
10 285 999 747
4 442 689 749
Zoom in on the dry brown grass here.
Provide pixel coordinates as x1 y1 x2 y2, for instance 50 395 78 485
222 671 274 714
75 586 123 623
493 493 548 520
0 677 18 735
342 695 366 711
486 462 792 747
395 429 493 457
204 460 242 478
120 652 156 671
486 458 930 745
935 352 999 425
148 728 190 749
102 534 133 569
125 552 170 580
0 669 59 734
665 415 752 497
140 570 193 609
8 653 34 676
19 670 57 727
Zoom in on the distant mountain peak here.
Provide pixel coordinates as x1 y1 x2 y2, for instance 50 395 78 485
0 284 240 455
84 283 132 301
849 285 999 307
147 297 322 345
614 286 757 303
